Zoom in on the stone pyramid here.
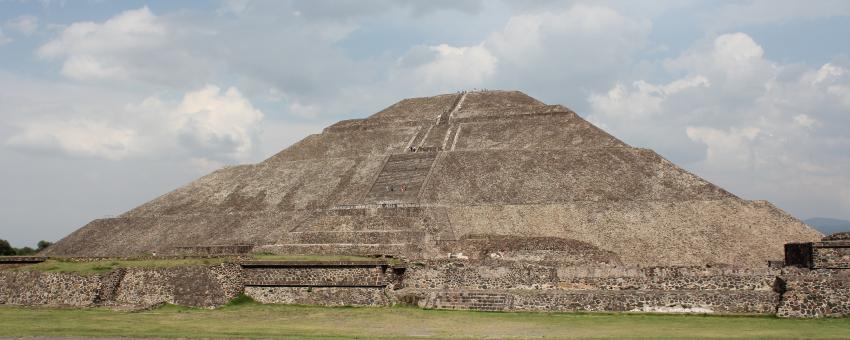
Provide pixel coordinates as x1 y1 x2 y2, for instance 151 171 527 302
44 90 821 267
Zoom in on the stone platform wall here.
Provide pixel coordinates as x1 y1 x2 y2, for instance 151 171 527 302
0 263 242 308
239 261 398 307
245 286 388 306
0 271 102 307
396 261 783 315
399 289 778 314
243 266 384 286
813 242 850 269
2 259 847 317
113 264 243 308
777 268 850 318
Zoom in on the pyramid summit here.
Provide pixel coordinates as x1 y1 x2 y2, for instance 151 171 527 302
45 90 821 267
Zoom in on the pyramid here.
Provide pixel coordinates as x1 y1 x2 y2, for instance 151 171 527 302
44 90 821 267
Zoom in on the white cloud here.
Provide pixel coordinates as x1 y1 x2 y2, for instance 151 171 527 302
386 3 651 103
589 75 710 119
397 43 497 90
588 32 850 220
5 84 264 162
173 85 264 159
36 7 213 85
38 7 166 80
487 4 650 68
6 119 136 160
685 126 761 169
793 114 817 129
5 15 39 35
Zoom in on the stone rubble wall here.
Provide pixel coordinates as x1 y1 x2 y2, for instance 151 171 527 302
0 263 243 309
401 261 777 291
394 260 785 315
245 286 388 306
509 290 778 314
0 271 102 307
2 260 848 317
243 267 384 286
398 289 777 314
113 263 242 308
813 243 850 269
777 268 850 318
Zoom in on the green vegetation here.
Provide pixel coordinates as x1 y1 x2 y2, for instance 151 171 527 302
0 239 52 256
8 253 399 275
0 304 848 339
11 257 230 275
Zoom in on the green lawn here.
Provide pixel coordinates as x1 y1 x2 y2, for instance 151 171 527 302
0 303 848 339
10 257 232 275
8 254 390 275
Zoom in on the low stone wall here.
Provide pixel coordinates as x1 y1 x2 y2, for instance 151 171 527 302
0 271 101 307
813 243 850 269
244 266 384 286
403 261 557 290
398 289 777 314
402 261 776 292
1 258 846 317
395 261 783 315
114 264 242 308
558 269 775 291
245 286 388 306
0 263 242 309
777 268 850 318
511 290 778 314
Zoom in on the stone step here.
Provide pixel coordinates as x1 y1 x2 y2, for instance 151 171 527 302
366 153 437 202
301 215 420 231
283 230 425 244
254 243 415 257
419 124 450 150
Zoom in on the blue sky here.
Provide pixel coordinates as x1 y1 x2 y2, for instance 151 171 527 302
1 0 849 246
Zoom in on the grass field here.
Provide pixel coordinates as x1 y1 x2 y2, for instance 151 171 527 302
8 254 389 275
1 301 849 339
10 257 232 275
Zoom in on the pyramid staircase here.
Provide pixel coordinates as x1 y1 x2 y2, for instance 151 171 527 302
365 153 437 203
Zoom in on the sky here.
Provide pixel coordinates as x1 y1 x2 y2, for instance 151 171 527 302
1 0 849 246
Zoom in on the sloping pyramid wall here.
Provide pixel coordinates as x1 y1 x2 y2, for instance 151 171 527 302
44 91 821 267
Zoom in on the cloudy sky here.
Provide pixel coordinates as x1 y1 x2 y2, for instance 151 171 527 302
1 0 849 246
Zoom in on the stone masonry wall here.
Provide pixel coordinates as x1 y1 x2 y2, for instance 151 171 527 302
1 259 846 317
243 267 384 286
114 263 242 308
402 261 776 292
245 286 388 306
0 263 242 309
510 290 778 314
0 271 101 307
777 268 850 318
396 260 781 315
813 243 850 269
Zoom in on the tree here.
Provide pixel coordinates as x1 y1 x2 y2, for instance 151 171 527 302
0 239 14 256
36 240 52 251
15 247 36 255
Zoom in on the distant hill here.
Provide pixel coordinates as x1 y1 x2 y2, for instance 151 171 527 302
805 217 850 236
